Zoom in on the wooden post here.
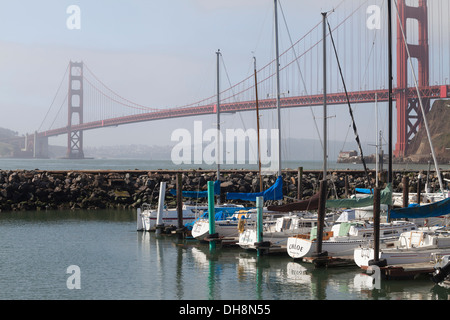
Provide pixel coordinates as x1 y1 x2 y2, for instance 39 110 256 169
344 174 349 198
176 173 184 238
417 174 422 204
315 179 328 256
297 167 303 200
402 176 409 208
256 196 264 257
373 187 381 263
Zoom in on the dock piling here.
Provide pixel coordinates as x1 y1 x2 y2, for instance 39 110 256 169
207 181 217 251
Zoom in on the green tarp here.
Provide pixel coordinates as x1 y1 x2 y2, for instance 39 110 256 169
326 183 393 209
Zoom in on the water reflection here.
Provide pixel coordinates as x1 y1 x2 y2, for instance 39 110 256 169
136 232 450 300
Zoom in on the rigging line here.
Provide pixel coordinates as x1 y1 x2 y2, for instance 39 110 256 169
278 0 323 150
326 18 373 191
220 54 256 156
37 63 70 132
83 77 158 113
83 63 159 112
393 0 445 195
150 2 353 113
187 9 329 109
48 93 68 131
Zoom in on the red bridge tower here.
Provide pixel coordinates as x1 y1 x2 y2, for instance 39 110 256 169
395 0 429 157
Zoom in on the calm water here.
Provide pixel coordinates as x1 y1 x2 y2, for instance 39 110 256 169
0 157 448 171
0 209 448 301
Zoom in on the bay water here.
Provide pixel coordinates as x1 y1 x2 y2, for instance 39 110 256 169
0 209 448 301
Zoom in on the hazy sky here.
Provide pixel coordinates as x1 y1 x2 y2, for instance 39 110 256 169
2 0 445 161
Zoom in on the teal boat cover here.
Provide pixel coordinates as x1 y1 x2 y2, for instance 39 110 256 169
390 197 450 219
226 175 283 202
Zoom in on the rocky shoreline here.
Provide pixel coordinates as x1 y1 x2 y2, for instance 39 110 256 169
0 169 448 212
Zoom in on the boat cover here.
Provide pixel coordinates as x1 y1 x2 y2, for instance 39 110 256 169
267 192 320 212
390 197 450 219
226 175 283 202
169 180 220 198
355 188 373 194
326 183 393 208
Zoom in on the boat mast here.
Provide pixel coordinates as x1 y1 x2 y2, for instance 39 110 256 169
388 0 393 190
216 49 221 204
322 12 327 180
274 0 282 178
254 56 263 191
375 93 379 188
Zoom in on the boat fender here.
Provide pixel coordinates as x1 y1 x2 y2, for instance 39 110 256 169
206 233 219 239
432 261 450 284
368 259 387 268
254 241 271 248
238 218 245 233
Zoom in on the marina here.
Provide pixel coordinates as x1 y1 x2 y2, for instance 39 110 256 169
1 0 450 307
1 208 449 301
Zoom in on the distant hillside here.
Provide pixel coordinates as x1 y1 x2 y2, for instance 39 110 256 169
405 99 450 163
0 127 19 157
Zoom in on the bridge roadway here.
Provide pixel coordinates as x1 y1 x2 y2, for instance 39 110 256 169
37 85 448 138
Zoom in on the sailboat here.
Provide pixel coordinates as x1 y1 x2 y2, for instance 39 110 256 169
193 48 286 241
137 181 211 232
354 0 450 271
288 219 417 260
237 4 335 253
285 10 417 261
138 51 245 233
354 197 450 268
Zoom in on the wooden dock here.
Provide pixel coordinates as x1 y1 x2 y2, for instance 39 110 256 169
302 255 356 268
257 245 288 255
379 262 435 280
203 236 239 247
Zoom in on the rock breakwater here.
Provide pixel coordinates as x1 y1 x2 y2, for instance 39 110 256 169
0 169 448 212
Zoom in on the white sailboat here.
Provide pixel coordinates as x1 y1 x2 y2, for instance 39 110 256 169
191 207 284 241
287 219 417 260
353 0 450 271
354 229 450 268
137 202 209 231
238 212 336 251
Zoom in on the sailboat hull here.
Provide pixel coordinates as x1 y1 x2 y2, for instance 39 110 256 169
137 205 207 231
287 237 366 259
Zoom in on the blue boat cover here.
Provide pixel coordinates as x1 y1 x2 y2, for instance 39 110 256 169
169 180 220 198
226 175 283 201
390 197 450 219
355 188 373 194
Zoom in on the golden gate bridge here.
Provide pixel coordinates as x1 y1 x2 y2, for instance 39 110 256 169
20 0 450 160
